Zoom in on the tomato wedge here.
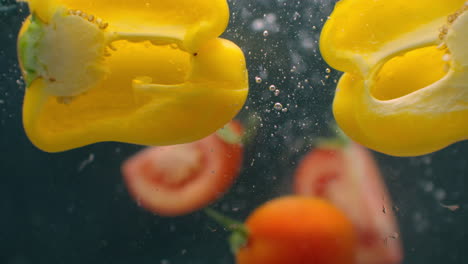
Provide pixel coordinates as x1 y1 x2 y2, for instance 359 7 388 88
122 121 244 216
294 142 403 264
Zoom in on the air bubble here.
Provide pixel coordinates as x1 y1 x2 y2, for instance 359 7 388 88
263 30 269 37
274 89 280 96
274 102 283 111
255 76 262 83
269 84 276 91
325 68 331 73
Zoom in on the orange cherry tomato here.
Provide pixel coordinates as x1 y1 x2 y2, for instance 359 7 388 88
294 142 403 264
122 121 243 216
236 196 357 264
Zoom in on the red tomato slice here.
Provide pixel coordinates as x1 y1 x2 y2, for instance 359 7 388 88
294 142 403 264
122 121 244 216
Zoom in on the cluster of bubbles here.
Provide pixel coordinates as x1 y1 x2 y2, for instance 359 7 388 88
269 84 281 96
255 76 287 113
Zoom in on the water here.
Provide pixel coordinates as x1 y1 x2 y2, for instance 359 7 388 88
0 0 467 263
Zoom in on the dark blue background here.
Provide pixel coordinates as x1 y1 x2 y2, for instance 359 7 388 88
0 0 467 263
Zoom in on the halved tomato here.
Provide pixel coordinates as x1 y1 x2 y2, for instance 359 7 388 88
294 142 403 264
122 121 244 216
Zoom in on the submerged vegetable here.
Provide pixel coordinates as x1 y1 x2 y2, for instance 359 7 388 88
294 140 402 264
122 121 244 216
17 0 248 152
207 196 357 264
320 0 468 156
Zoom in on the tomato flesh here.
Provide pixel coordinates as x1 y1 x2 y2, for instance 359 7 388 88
122 121 243 216
140 144 204 189
294 143 403 264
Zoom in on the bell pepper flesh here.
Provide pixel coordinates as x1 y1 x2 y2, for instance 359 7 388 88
17 0 248 152
321 0 467 156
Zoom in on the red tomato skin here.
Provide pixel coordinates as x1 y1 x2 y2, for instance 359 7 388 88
236 196 357 264
122 121 243 216
294 143 403 264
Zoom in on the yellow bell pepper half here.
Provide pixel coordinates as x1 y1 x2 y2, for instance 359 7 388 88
17 0 249 152
320 0 468 156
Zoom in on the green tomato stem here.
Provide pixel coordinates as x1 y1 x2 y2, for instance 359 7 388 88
204 207 249 254
216 122 243 144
